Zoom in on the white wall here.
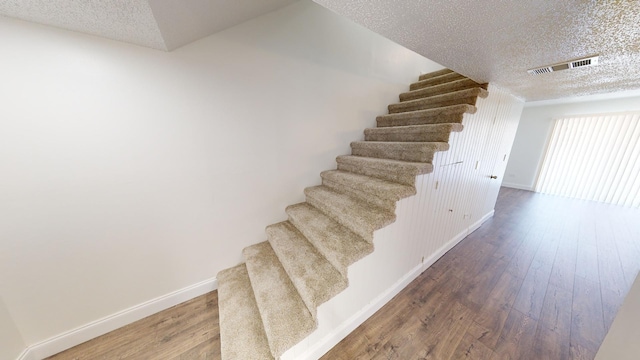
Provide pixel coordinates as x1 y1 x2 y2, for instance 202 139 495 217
0 297 26 360
504 94 640 190
0 0 443 353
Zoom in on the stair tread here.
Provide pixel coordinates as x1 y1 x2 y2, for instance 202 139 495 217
410 72 465 91
352 141 449 150
419 68 454 81
336 155 433 186
351 141 449 162
400 78 484 102
243 241 316 358
364 123 462 143
217 264 273 360
389 87 488 114
286 203 373 277
321 170 416 202
336 155 432 174
304 185 396 242
376 104 477 128
378 104 475 123
366 123 464 135
266 221 348 316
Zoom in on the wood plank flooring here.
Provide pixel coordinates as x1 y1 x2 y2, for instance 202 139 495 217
48 188 640 359
323 188 640 360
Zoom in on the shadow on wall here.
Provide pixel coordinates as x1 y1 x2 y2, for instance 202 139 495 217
176 0 437 85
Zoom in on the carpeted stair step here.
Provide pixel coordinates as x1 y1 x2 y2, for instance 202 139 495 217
351 141 449 162
217 264 273 360
286 203 373 277
243 242 316 358
304 185 395 242
266 221 348 318
419 68 453 81
400 78 486 102
320 170 416 211
410 72 465 91
388 87 489 114
377 104 475 128
365 123 463 143
336 155 432 186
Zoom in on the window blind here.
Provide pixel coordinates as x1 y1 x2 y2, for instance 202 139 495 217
535 111 640 208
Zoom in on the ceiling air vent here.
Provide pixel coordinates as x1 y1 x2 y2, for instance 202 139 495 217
527 55 599 75
528 66 553 75
571 56 599 68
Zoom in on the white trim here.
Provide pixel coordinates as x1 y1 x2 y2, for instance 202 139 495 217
501 182 534 191
294 262 425 360
468 210 495 234
295 210 495 360
18 277 218 360
16 349 32 360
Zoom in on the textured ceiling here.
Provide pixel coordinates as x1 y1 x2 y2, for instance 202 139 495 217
0 0 167 49
0 0 297 51
313 0 640 101
1 0 639 101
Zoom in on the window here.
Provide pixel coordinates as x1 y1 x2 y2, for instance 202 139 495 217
536 111 640 207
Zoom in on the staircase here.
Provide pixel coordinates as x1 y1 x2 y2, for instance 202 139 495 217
217 68 488 359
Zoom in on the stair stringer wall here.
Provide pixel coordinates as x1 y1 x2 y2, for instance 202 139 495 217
281 85 524 360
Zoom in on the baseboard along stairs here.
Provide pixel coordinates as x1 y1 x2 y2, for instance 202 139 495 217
217 68 489 359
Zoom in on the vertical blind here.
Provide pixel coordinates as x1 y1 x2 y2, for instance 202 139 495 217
535 111 640 208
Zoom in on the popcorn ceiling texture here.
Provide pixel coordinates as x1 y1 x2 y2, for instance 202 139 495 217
2 0 637 100
313 0 640 101
0 0 297 50
0 0 166 50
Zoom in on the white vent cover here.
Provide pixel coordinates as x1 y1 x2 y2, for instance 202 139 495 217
528 55 599 75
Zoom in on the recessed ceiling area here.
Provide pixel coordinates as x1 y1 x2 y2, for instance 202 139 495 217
0 0 298 50
313 0 640 101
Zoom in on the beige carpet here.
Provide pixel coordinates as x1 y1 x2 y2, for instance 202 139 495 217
216 69 488 359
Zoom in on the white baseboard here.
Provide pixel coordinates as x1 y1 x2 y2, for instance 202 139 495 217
18 277 218 360
295 262 425 360
16 349 31 360
501 182 534 191
295 210 495 360
469 210 495 233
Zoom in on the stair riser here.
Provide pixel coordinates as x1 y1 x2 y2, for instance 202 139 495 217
320 170 417 201
400 80 483 102
266 222 347 319
322 178 396 212
336 162 419 186
376 113 464 128
419 68 453 81
410 73 465 91
286 204 374 278
351 145 437 162
243 242 316 358
218 265 274 360
305 194 375 243
304 196 371 242
364 131 451 143
389 96 479 114
285 215 345 276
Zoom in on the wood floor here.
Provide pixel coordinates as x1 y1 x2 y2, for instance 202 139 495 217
48 188 640 359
